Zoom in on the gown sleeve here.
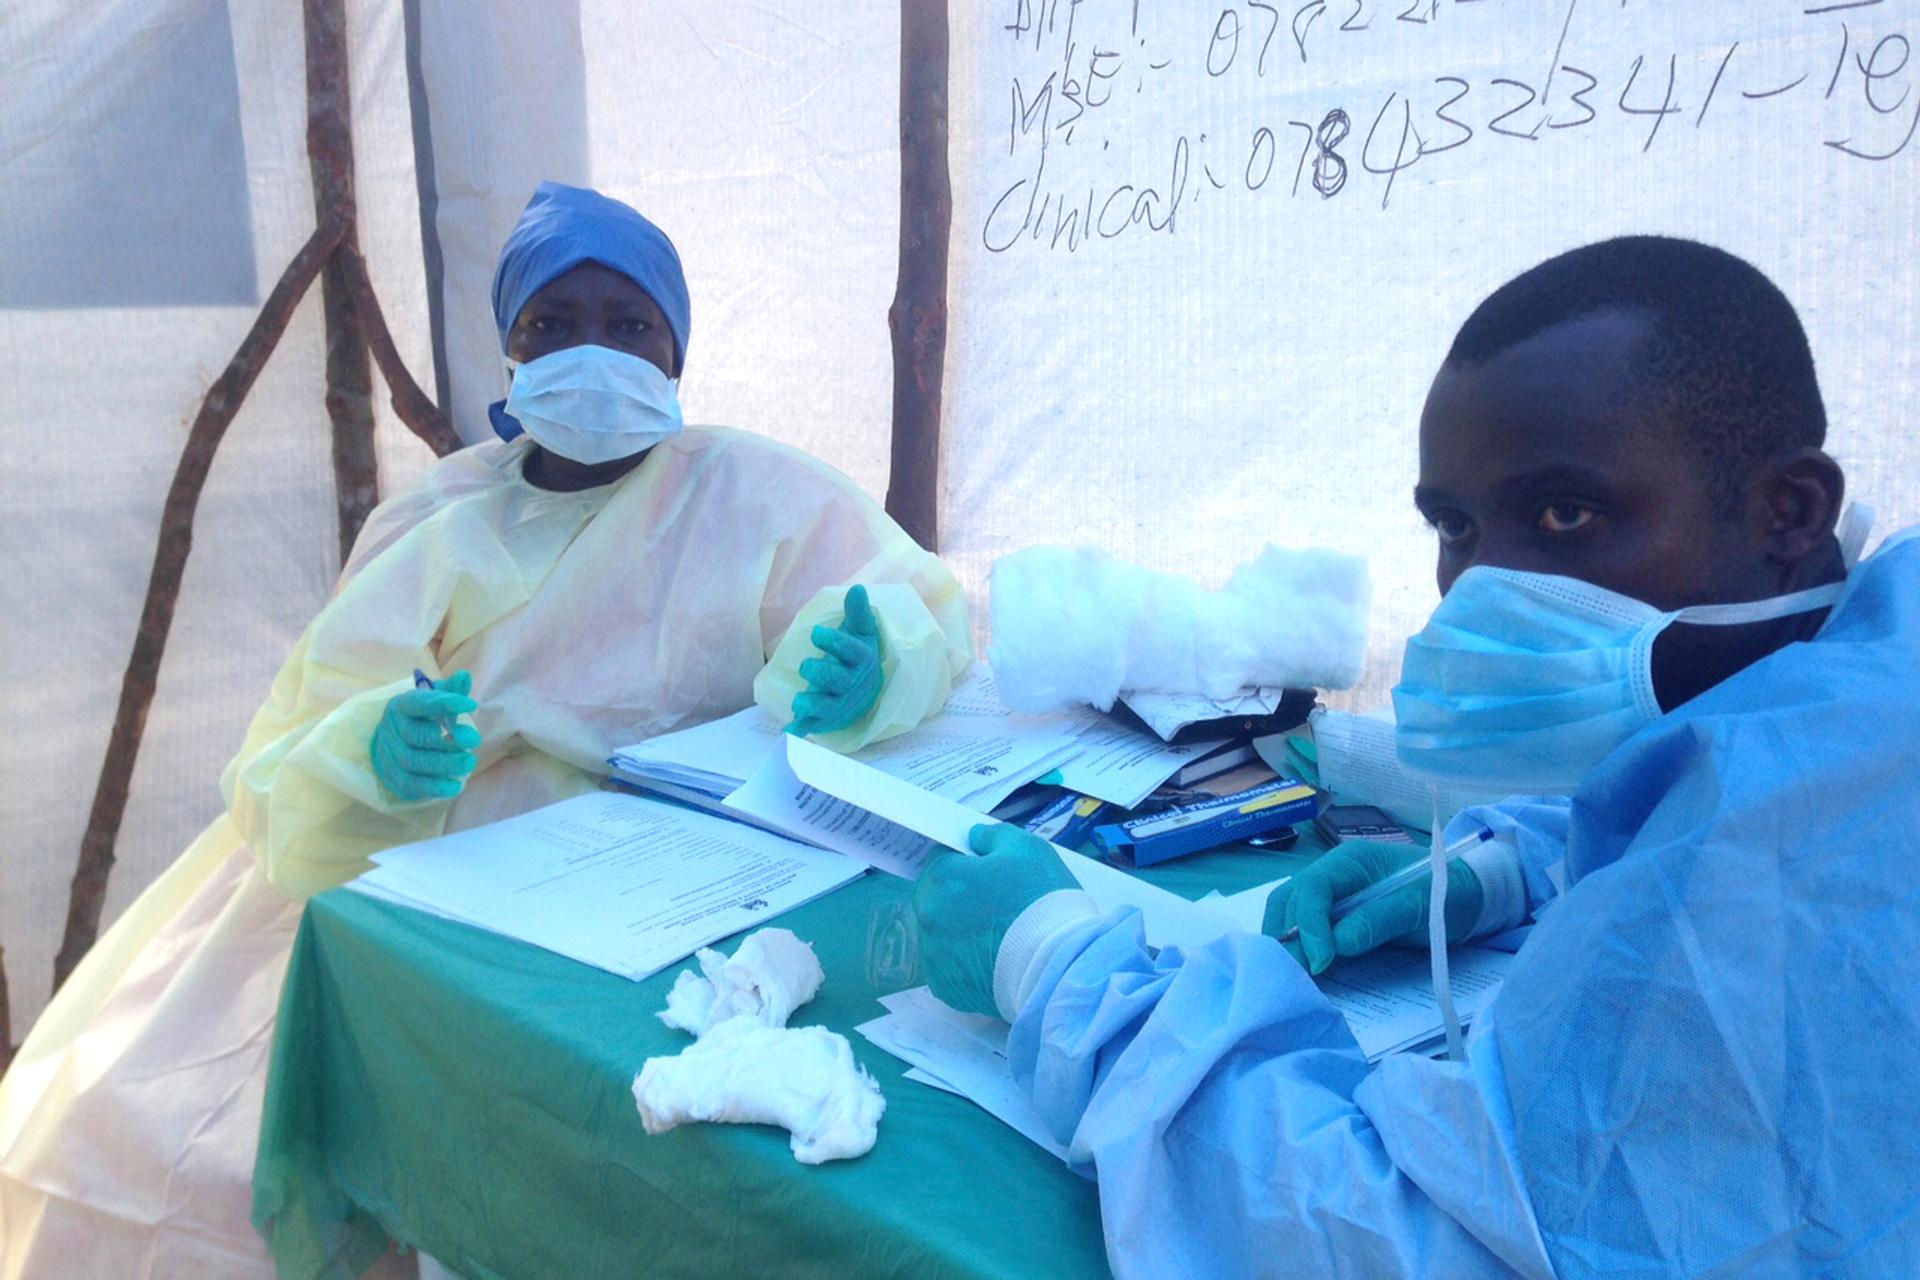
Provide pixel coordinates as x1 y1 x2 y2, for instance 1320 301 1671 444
749 451 973 751
1001 905 1555 1279
221 495 533 899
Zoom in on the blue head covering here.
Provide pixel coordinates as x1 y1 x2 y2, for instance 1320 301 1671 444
490 181 692 366
488 182 692 442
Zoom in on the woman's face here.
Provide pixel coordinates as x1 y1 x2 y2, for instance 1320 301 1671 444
507 261 677 376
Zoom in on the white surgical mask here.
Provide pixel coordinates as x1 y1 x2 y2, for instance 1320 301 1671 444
503 344 683 464
1392 505 1873 796
1403 506 1871 1062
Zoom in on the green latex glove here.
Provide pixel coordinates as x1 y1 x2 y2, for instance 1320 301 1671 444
369 670 482 802
1262 838 1482 976
913 823 1079 1017
788 584 884 737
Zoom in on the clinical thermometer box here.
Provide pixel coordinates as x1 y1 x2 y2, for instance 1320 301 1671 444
1024 792 1112 848
1091 778 1321 867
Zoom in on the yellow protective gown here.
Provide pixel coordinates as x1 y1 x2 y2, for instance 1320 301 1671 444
0 427 972 1279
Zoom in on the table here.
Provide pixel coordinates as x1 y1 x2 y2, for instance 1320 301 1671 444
253 834 1322 1280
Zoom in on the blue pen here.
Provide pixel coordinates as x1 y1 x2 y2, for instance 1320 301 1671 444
1275 826 1495 945
412 668 457 743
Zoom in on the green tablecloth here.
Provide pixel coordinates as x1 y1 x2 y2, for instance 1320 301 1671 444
252 835 1322 1280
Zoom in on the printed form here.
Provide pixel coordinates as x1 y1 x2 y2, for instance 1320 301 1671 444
349 791 865 981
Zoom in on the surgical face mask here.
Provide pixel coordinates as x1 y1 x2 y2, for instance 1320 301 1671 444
1392 506 1871 796
502 343 683 465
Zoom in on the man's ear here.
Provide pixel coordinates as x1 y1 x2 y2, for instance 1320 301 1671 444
1754 447 1845 568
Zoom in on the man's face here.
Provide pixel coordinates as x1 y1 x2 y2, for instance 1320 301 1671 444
1415 309 1774 609
506 261 678 376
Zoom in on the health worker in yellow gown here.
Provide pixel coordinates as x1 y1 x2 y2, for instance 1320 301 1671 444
0 180 972 1279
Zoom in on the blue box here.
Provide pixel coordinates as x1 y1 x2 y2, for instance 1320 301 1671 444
1092 777 1320 867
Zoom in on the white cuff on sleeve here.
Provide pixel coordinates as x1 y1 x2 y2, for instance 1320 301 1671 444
1462 835 1528 940
991 890 1102 1022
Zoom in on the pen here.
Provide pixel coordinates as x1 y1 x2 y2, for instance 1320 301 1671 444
412 668 457 744
1274 826 1495 945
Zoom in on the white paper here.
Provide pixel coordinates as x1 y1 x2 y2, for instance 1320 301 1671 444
881 986 1008 1054
933 662 1021 718
1212 876 1289 934
608 708 783 796
1122 687 1284 742
1316 946 1514 1062
856 989 1071 1162
852 712 1084 811
723 741 940 879
351 791 865 982
1051 720 1224 809
612 672 1081 814
790 735 1263 952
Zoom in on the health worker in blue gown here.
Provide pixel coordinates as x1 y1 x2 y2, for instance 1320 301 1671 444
912 235 1920 1279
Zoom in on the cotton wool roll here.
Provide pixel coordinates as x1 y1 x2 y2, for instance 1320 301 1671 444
987 544 1371 712
637 927 881 1164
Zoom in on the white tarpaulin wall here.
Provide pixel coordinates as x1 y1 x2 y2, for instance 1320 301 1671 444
0 1 438 1038
943 0 1920 709
3 0 1916 1041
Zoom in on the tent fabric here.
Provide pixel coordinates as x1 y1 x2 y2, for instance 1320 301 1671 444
0 0 439 1042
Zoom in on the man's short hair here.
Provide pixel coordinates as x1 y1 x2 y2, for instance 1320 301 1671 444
1445 236 1826 516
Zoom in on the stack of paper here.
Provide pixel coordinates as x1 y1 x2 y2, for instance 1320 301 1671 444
856 988 1069 1161
349 791 866 982
610 667 1088 815
732 732 1297 934
607 709 785 802
612 663 1254 837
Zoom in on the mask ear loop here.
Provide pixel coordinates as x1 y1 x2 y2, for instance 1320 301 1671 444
1428 784 1466 1061
1837 502 1875 570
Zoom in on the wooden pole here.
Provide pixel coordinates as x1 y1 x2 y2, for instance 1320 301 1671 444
338 240 462 455
48 0 464 998
52 222 349 991
305 0 380 565
886 0 952 552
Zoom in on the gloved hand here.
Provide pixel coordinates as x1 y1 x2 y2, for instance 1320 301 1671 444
788 584 884 737
913 823 1078 1017
1263 838 1482 976
369 670 482 802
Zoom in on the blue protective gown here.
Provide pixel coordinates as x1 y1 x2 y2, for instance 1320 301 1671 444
1007 530 1920 1279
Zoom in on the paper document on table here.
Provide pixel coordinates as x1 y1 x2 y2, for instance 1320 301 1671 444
942 664 1222 807
1051 720 1227 809
723 741 940 878
1292 709 1505 831
608 708 783 797
1209 876 1288 933
1315 945 1513 1061
934 662 1021 718
611 670 1080 814
852 713 1083 811
350 792 865 982
856 987 1070 1162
